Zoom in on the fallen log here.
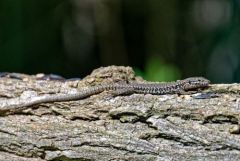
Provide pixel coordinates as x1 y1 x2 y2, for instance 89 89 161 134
0 66 239 161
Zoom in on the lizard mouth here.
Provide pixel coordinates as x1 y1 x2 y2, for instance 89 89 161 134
199 79 210 87
202 82 210 86
199 82 210 87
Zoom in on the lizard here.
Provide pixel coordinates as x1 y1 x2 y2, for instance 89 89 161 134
0 77 210 114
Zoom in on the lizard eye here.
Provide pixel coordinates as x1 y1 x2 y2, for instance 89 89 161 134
189 79 200 84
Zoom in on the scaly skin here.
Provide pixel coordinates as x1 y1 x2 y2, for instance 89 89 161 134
0 77 210 114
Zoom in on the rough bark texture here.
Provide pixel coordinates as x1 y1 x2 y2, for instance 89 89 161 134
0 66 240 161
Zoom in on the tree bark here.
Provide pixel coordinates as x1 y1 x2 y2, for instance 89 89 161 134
0 66 240 161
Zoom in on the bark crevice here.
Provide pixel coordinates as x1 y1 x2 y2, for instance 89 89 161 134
0 66 240 161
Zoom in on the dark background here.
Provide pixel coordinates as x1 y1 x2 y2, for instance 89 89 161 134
0 0 240 83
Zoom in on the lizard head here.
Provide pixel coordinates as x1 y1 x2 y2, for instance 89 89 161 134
180 77 210 90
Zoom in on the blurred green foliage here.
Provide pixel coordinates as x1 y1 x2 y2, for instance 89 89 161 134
0 0 239 82
144 56 181 81
135 55 180 81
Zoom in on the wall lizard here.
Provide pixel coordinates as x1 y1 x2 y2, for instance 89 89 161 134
0 77 210 114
